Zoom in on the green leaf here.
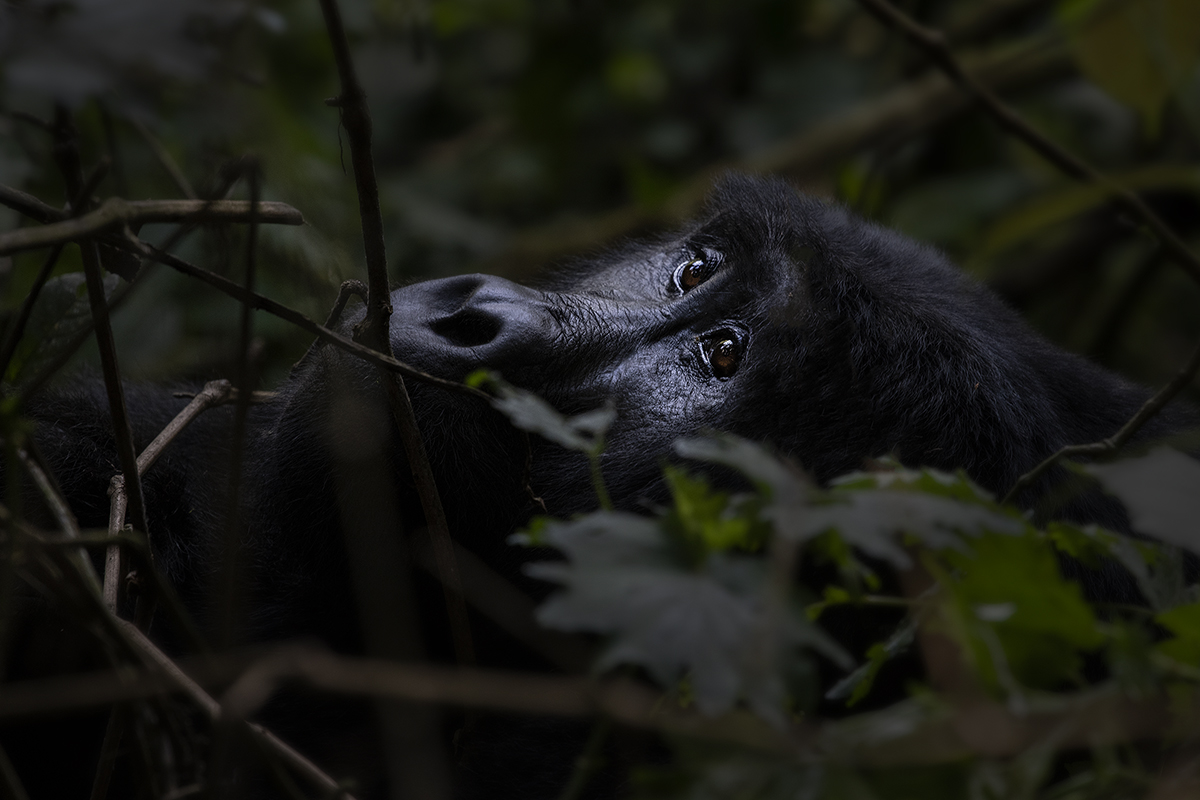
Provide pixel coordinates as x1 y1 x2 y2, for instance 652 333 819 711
1087 447 1200 555
1156 602 1200 665
942 534 1105 689
468 370 615 455
800 490 1020 569
1061 0 1200 135
524 512 851 722
663 465 767 555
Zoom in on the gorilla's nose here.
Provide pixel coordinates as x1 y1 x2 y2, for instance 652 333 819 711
390 274 557 374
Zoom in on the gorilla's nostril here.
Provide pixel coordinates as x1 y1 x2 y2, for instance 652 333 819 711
430 309 503 347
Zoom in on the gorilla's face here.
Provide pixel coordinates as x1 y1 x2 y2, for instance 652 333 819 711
386 175 1011 521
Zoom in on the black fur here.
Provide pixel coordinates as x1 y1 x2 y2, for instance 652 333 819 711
5 175 1188 798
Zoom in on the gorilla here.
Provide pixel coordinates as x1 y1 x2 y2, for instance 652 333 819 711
4 175 1186 798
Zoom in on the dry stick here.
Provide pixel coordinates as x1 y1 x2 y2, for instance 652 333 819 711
218 162 261 650
326 0 477 674
289 279 367 377
1002 338 1200 506
5 637 1197 765
0 197 303 257
50 111 152 591
855 0 1200 287
11 169 260 405
121 238 488 401
115 621 357 800
9 512 355 799
0 183 63 224
206 166 262 799
104 380 232 627
0 161 112 379
50 112 151 800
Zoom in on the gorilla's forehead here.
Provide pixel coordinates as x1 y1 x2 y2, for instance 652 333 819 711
551 179 817 307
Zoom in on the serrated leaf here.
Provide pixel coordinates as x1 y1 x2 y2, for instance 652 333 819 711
471 370 615 454
801 491 1021 569
525 512 850 721
1088 448 1200 554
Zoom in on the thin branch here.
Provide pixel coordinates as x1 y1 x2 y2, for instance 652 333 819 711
3 644 1193 765
0 183 62 223
12 170 253 404
104 380 231 624
0 161 112 378
1002 338 1200 505
855 0 1200 287
316 0 390 348
289 279 367 377
317 0 477 671
51 109 152 620
0 744 31 800
138 381 234 476
0 197 304 257
116 621 356 800
215 161 261 652
119 237 489 401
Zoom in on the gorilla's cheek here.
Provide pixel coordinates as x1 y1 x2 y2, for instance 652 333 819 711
603 338 735 443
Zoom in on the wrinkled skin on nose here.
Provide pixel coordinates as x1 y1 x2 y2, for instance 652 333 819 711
389 274 563 382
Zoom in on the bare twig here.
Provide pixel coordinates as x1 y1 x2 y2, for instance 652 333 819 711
1002 339 1200 505
216 161 261 651
855 0 1200 287
0 183 62 223
0 197 304 257
316 0 390 348
105 380 232 620
317 0 477 674
117 237 489 401
3 644 1193 765
289 279 367 376
18 450 101 593
12 170 254 404
51 108 152 601
116 621 356 800
0 161 112 378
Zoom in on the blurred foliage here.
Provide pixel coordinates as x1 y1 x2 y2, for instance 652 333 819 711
0 0 1197 388
489 390 1200 800
3 1 1200 797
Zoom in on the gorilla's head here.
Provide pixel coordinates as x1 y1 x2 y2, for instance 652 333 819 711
365 174 1149 537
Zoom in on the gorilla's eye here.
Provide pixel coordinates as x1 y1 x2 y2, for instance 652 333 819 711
673 253 717 293
699 329 745 380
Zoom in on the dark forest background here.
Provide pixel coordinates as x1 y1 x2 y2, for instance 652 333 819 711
2 0 1198 392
